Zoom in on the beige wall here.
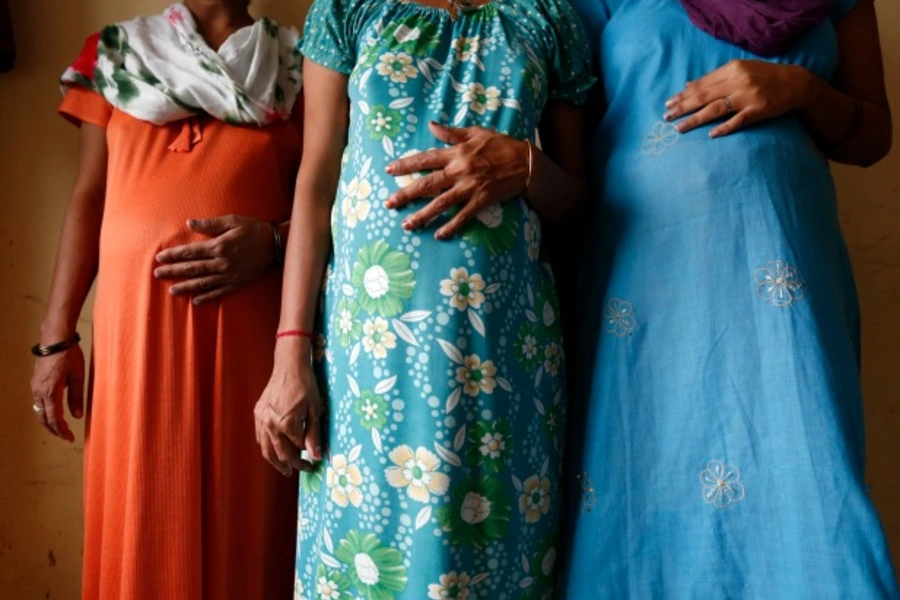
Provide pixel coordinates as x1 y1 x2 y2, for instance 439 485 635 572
0 1 897 597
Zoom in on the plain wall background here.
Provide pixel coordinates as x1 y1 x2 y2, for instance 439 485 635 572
0 1 897 597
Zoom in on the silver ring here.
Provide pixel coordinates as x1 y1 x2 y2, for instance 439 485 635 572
32 403 44 413
722 96 735 113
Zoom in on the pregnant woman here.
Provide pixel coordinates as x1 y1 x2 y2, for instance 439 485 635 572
561 0 899 597
253 0 592 598
29 1 302 597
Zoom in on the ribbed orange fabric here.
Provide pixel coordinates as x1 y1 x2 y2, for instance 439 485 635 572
59 88 301 600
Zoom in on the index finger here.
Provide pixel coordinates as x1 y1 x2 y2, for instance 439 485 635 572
156 239 216 264
386 147 453 177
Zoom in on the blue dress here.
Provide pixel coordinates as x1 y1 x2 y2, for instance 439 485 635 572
562 0 900 597
297 1 593 599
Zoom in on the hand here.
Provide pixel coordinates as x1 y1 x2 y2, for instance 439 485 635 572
154 215 276 305
30 344 85 442
384 122 528 240
254 344 324 476
664 59 814 138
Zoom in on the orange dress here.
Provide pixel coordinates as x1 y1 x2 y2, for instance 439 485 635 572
60 87 301 600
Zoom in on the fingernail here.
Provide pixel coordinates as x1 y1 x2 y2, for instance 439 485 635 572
709 130 720 138
192 298 202 306
385 164 395 174
675 123 686 133
435 229 446 240
74 409 83 418
663 112 673 121
665 99 675 108
314 446 323 460
402 219 413 230
187 219 197 227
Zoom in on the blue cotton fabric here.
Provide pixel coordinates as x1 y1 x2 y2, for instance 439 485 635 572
562 0 900 597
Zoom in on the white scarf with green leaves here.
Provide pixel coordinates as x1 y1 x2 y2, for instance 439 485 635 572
61 3 301 126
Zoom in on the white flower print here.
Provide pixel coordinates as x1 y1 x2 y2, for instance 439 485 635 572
521 332 539 362
524 210 541 261
475 204 504 228
428 571 471 600
341 177 372 228
605 298 636 337
519 475 552 523
385 445 450 503
462 83 502 115
456 355 497 397
440 267 486 311
700 460 746 509
370 108 399 136
316 575 342 600
376 52 418 83
461 491 492 524
452 36 481 62
394 149 428 188
754 260 805 307
363 266 391 299
362 317 397 359
642 121 680 156
479 431 506 460
338 308 355 336
293 577 307 600
543 343 561 377
326 454 364 508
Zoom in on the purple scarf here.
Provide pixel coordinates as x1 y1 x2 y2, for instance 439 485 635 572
679 0 835 56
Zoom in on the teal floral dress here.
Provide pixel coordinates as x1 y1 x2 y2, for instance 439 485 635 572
296 1 593 599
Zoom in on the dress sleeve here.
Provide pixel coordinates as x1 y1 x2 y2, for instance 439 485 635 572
539 0 597 105
59 87 113 128
300 0 363 75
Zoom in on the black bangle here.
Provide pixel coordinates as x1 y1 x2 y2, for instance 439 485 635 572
271 221 285 266
823 97 864 151
31 333 81 357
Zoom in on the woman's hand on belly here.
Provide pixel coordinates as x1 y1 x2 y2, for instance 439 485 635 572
254 344 324 477
663 59 814 138
153 215 277 304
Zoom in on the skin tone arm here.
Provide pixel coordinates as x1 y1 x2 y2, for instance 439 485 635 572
254 60 348 476
383 100 588 240
30 123 108 442
663 0 891 167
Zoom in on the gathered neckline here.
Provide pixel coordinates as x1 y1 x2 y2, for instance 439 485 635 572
392 0 502 18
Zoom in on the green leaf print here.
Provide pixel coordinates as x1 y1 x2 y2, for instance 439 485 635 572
350 241 416 317
335 530 408 600
381 15 441 57
200 60 223 76
111 70 140 104
534 282 563 339
521 529 560 599
262 18 279 39
334 298 363 347
301 460 325 494
316 564 353 599
354 390 389 431
436 477 511 549
365 105 403 140
459 203 518 255
139 69 161 86
466 419 513 473
100 25 124 52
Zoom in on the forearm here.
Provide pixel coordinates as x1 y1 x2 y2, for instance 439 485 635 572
40 192 104 340
525 145 587 223
275 189 333 365
798 69 892 166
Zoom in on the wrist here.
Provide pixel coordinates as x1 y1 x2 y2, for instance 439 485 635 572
40 318 78 344
795 67 824 113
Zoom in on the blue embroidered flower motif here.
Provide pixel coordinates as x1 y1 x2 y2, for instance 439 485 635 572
605 298 636 337
700 460 746 509
754 260 805 307
641 121 680 155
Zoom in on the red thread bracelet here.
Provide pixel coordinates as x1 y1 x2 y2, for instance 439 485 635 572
276 329 316 340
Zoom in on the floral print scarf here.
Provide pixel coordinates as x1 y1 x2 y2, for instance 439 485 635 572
60 3 301 126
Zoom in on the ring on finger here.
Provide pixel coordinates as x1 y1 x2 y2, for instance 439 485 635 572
32 402 44 413
722 96 735 113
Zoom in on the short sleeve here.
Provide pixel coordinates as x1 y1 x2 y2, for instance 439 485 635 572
59 87 113 128
300 0 363 75
539 0 597 105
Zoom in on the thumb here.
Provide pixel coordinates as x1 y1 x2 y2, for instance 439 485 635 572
188 216 233 236
304 407 324 462
429 121 468 145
